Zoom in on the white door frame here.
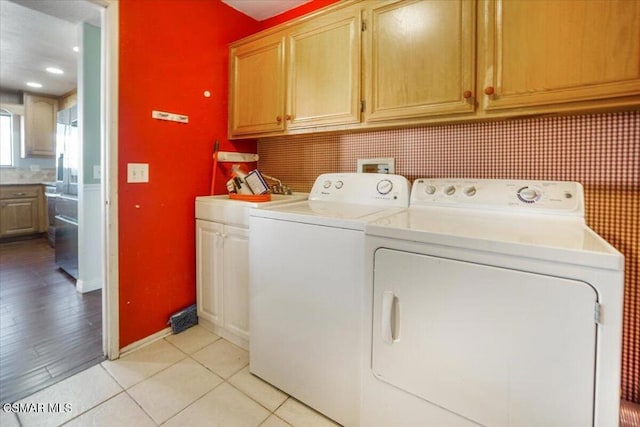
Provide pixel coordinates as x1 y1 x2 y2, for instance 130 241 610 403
97 0 119 359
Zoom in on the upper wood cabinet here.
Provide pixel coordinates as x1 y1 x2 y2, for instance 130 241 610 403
228 0 640 138
23 93 58 158
287 8 361 130
229 32 286 136
229 4 361 138
364 0 476 122
479 0 640 112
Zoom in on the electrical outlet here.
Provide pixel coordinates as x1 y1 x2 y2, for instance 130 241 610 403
127 163 149 183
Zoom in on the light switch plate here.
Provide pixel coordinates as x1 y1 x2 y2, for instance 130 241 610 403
127 163 149 183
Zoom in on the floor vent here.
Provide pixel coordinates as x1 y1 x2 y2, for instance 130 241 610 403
168 304 198 334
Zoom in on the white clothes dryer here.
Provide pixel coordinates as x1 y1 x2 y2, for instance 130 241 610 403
249 173 410 427
362 179 624 427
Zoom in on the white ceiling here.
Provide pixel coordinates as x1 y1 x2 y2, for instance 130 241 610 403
0 0 102 97
0 0 311 98
222 0 311 21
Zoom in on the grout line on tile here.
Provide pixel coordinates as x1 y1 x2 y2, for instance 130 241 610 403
58 391 128 427
224 379 277 414
122 389 159 426
259 414 291 427
162 329 222 355
226 361 250 379
274 397 294 420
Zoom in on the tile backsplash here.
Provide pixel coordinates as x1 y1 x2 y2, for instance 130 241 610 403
258 110 640 403
0 167 56 184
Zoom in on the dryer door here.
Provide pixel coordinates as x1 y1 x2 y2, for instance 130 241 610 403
372 248 598 427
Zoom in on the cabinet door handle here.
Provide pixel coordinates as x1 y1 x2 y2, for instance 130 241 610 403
285 114 293 121
13 192 27 196
276 115 282 123
463 90 473 99
484 86 495 96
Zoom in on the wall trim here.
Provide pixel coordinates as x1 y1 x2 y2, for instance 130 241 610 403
119 327 172 357
103 0 120 360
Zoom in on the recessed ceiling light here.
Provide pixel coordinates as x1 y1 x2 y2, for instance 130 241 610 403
46 67 64 74
26 82 43 88
73 46 79 52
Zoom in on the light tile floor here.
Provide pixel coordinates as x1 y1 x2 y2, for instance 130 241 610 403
1 326 340 427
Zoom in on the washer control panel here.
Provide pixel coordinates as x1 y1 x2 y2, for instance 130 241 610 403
310 173 410 207
412 179 583 216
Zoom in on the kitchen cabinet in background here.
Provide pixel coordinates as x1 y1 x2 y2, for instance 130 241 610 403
364 0 476 122
478 0 640 114
195 219 249 349
22 93 58 158
0 185 45 238
229 3 361 138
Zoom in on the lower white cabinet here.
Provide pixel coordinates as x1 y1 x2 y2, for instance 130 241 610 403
196 219 250 349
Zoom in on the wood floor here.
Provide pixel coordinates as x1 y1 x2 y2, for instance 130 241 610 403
0 236 103 404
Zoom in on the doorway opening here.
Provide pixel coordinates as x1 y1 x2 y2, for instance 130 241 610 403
0 0 114 403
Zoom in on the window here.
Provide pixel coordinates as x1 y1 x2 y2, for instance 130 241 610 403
0 109 14 167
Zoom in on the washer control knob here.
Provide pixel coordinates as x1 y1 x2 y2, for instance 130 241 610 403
323 180 332 189
335 180 344 189
517 186 540 203
424 184 437 195
445 185 456 196
377 179 393 195
464 186 477 197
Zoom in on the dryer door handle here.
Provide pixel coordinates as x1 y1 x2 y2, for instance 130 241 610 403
381 291 400 344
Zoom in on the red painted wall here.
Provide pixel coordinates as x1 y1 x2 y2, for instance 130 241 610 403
117 0 335 348
118 0 260 347
118 0 340 347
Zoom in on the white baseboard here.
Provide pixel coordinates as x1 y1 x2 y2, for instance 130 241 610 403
119 327 172 358
76 277 102 293
198 318 249 351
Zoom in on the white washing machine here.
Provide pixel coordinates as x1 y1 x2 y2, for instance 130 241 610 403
362 179 624 427
249 173 411 427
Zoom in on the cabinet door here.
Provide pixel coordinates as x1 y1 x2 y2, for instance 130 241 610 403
195 220 224 325
0 197 39 237
23 94 57 157
365 0 476 122
480 0 640 111
222 226 249 341
287 6 362 129
229 33 286 137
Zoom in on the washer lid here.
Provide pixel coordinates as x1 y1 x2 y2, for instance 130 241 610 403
367 207 623 270
250 200 406 230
